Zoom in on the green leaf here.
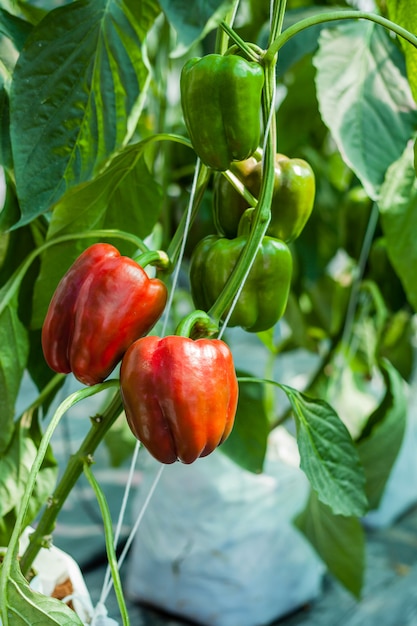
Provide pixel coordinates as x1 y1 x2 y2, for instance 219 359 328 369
314 21 417 200
0 295 29 453
379 310 414 380
0 408 58 545
283 292 320 353
295 489 365 598
0 170 21 231
0 9 32 58
6 0 47 24
0 558 83 626
10 0 160 226
104 154 164 245
357 359 407 510
386 0 417 103
282 385 368 517
31 146 164 329
378 140 417 312
221 373 269 474
308 273 351 338
0 86 12 170
159 0 235 56
277 54 326 156
0 10 31 168
274 7 331 77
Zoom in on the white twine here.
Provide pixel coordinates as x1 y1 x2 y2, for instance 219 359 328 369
91 158 202 622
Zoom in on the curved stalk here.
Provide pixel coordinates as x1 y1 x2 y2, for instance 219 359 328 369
264 10 417 63
134 249 171 271
175 309 218 339
84 463 130 626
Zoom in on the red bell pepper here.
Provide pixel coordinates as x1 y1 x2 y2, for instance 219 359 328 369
42 243 167 386
120 335 239 464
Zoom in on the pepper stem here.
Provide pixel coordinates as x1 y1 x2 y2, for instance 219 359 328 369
222 168 258 207
237 208 256 237
134 249 171 271
219 22 260 62
175 310 219 339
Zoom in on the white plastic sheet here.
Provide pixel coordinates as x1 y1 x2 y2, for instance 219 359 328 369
126 428 325 626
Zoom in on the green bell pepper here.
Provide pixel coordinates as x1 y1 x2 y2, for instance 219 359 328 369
180 54 264 171
189 234 293 332
213 153 315 241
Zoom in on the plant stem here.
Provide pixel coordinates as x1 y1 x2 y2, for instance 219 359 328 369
219 22 260 61
84 462 130 626
268 0 288 48
175 309 219 339
264 10 417 63
216 1 241 54
19 388 123 576
222 169 258 207
208 58 277 325
134 249 171 271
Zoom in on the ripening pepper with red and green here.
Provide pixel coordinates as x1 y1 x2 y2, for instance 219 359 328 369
213 153 315 242
120 335 239 464
41 243 167 386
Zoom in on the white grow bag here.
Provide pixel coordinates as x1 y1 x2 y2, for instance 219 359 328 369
126 428 325 626
0 527 118 626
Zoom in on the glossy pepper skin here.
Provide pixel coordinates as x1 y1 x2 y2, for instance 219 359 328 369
42 243 167 386
180 54 264 171
213 153 315 241
120 335 239 464
189 235 293 332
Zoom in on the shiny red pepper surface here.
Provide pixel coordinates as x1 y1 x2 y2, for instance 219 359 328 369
42 243 167 386
120 335 239 464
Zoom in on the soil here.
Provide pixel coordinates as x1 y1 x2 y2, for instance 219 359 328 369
0 554 76 613
51 577 74 610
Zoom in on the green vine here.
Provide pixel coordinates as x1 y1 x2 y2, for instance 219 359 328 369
264 10 417 63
